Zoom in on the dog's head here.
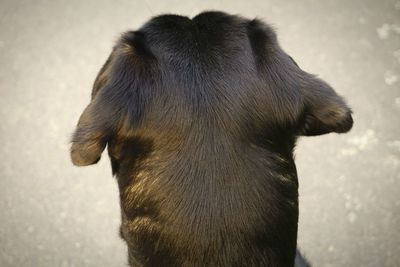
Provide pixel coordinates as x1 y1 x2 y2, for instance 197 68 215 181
70 11 353 266
71 12 352 168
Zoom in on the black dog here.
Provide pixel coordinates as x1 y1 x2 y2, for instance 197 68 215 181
71 11 352 266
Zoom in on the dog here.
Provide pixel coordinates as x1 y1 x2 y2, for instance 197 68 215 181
71 11 353 266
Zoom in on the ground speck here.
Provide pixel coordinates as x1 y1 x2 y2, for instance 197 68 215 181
340 147 358 156
377 24 391 39
377 24 400 39
395 97 400 106
348 129 378 150
384 71 398 85
354 198 362 211
348 212 357 223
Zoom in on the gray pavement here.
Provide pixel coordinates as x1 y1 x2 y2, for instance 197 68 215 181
0 0 399 266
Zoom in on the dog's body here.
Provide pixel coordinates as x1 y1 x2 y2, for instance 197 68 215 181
71 12 352 266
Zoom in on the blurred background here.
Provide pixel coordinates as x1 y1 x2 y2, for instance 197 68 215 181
1 0 399 266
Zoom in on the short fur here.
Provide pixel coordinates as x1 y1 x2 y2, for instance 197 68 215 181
71 11 353 267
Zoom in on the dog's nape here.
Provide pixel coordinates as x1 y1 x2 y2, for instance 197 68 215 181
70 12 353 167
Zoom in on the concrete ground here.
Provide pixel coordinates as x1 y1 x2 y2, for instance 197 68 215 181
0 0 399 266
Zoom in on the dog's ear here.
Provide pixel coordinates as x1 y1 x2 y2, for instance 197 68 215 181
70 84 120 166
71 31 150 166
71 47 117 166
300 75 353 136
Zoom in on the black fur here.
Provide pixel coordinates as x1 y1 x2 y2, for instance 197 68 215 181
71 11 352 267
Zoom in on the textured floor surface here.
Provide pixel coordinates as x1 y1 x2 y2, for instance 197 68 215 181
1 0 399 266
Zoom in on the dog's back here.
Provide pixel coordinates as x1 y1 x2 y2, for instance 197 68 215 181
71 11 352 266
